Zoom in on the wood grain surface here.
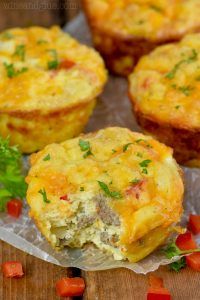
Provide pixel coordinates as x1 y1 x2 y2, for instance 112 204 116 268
1 240 200 300
83 267 200 300
0 241 73 300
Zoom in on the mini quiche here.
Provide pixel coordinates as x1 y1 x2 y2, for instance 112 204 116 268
83 0 200 76
26 127 184 262
129 33 200 166
0 26 107 153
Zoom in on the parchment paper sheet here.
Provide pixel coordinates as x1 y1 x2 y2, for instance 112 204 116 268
0 14 200 274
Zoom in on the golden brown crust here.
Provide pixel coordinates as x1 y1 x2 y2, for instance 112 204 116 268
88 28 170 76
0 99 92 119
84 14 186 76
133 107 200 165
83 0 200 76
0 100 96 153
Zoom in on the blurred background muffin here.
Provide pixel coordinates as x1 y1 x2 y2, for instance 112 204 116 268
0 26 107 153
83 0 200 76
129 33 200 167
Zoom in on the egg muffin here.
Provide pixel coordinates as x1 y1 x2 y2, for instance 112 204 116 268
26 127 183 262
129 33 200 166
0 26 107 153
83 0 200 76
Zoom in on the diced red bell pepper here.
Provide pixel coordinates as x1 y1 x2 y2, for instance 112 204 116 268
176 231 200 272
147 275 171 300
186 253 200 271
188 214 200 235
2 261 24 278
126 180 145 199
7 199 22 218
59 60 75 70
141 77 153 90
176 231 197 251
149 275 164 288
147 288 171 300
60 195 69 201
56 277 85 297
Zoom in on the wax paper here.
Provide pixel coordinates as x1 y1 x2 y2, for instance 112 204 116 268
0 14 200 274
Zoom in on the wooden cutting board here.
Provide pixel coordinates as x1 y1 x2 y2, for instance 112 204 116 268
1 241 200 300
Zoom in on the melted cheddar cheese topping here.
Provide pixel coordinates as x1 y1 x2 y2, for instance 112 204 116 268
0 26 107 112
84 0 200 40
26 127 183 261
130 33 200 130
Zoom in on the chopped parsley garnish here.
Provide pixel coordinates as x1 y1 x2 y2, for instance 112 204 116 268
14 44 26 61
48 60 59 70
163 241 200 272
135 139 145 143
38 188 50 203
2 31 14 39
142 168 148 174
187 49 198 63
135 139 152 149
47 49 59 70
37 39 48 45
146 144 153 149
112 149 117 154
4 63 28 78
137 20 145 25
166 49 198 79
175 105 180 110
170 257 186 272
130 178 140 184
171 83 177 89
178 85 193 96
163 242 180 259
80 187 84 192
83 150 93 158
43 154 51 161
150 5 162 12
165 60 185 79
79 139 90 151
4 63 16 78
139 159 151 175
0 136 27 211
98 181 122 199
136 152 143 158
123 143 133 152
163 242 200 258
139 159 152 168
79 139 93 158
172 84 194 96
